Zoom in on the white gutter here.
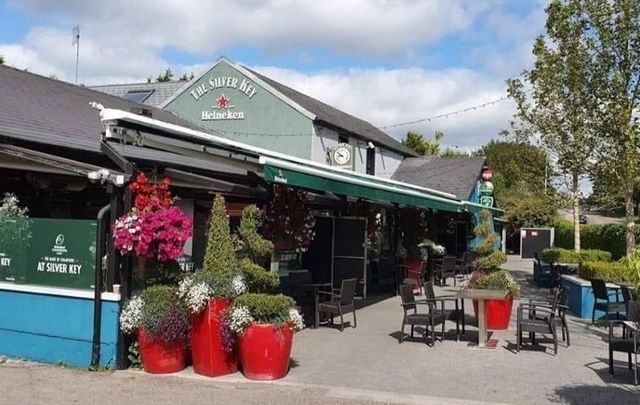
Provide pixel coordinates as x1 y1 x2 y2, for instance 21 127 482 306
100 108 457 199
259 156 464 210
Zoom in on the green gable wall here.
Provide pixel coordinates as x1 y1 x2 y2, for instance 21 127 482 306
164 60 313 159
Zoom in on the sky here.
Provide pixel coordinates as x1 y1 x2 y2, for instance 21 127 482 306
0 0 548 151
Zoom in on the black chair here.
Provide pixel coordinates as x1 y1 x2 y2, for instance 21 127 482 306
517 289 560 355
288 271 315 327
398 283 445 346
528 287 570 347
318 278 357 331
608 300 640 382
433 256 458 286
591 279 626 325
424 281 465 339
456 251 475 276
401 261 427 296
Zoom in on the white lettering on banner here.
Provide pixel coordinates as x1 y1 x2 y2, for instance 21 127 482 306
0 257 10 266
190 75 258 101
201 110 245 121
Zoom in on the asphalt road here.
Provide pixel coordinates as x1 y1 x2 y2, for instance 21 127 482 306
559 209 621 225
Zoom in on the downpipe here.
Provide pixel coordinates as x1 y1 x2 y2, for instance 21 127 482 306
90 203 111 370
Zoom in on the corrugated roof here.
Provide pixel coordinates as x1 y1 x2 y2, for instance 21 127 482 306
244 67 417 157
90 81 187 107
392 156 486 200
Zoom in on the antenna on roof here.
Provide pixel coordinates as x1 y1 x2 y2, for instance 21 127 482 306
72 25 80 84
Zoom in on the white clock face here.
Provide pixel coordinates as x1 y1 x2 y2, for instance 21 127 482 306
334 146 351 165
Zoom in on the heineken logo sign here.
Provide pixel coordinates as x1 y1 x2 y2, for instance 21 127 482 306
191 75 257 122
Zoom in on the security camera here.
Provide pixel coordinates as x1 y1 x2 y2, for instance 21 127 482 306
367 141 375 149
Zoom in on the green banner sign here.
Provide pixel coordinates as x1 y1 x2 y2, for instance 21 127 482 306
0 218 97 289
480 196 494 208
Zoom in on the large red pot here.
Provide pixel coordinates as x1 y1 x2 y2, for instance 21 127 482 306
190 298 238 377
238 324 293 380
472 298 514 330
137 328 186 374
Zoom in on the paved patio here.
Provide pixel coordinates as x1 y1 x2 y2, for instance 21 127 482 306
277 256 639 404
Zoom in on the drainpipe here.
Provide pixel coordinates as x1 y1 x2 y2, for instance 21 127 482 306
90 203 111 369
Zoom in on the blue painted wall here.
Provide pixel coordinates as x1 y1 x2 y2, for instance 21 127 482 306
0 290 119 367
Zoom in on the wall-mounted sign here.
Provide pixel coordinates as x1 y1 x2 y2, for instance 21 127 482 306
328 143 354 170
479 181 494 196
480 195 494 208
190 75 258 122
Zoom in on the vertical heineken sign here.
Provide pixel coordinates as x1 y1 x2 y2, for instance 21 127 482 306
189 75 258 122
479 166 495 208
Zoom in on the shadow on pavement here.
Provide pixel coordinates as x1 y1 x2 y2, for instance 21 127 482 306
548 383 639 404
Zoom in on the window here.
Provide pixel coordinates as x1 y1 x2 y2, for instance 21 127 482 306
123 90 154 103
338 134 349 144
366 147 376 175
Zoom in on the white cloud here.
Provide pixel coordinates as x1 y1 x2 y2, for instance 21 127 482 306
253 65 515 149
7 0 496 56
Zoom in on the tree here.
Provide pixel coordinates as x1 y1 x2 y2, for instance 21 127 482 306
179 72 195 82
507 0 600 253
199 195 238 280
401 130 459 156
472 210 507 272
581 0 640 256
0 55 4 65
155 68 174 83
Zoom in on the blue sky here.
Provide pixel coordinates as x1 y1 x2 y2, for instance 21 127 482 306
0 0 547 150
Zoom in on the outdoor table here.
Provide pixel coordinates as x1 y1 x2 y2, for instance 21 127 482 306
456 288 508 349
302 282 333 328
622 320 639 385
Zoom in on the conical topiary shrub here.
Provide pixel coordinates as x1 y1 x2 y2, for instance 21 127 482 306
473 209 506 272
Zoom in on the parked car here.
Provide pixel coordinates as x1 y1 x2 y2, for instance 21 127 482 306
579 213 588 224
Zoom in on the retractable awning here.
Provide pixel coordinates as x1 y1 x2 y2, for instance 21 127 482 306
260 156 464 213
100 108 503 216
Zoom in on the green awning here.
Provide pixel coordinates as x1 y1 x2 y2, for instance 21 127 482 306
262 158 464 213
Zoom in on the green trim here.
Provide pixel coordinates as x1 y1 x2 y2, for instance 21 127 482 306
264 165 462 213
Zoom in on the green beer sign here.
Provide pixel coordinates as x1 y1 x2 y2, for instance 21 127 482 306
27 219 97 289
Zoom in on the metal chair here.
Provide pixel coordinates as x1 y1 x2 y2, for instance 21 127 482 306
398 283 445 346
401 261 427 295
591 279 626 325
608 300 640 383
517 289 560 355
433 256 458 286
424 281 465 339
528 287 570 347
318 278 357 331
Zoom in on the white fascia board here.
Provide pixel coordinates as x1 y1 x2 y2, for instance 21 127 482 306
100 108 456 199
0 282 120 302
259 156 464 209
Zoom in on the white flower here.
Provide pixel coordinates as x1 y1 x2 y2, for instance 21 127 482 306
120 296 144 333
289 308 304 332
229 305 254 334
179 276 212 314
231 274 247 296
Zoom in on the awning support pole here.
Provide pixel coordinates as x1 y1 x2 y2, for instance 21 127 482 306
90 203 111 370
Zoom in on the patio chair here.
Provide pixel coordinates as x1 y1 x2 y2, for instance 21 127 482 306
318 278 357 331
424 281 464 339
433 256 458 286
517 291 560 355
456 251 475 276
591 279 626 325
401 261 427 295
608 300 640 381
528 287 570 347
398 283 445 346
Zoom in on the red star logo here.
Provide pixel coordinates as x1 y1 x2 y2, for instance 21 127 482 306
216 93 230 110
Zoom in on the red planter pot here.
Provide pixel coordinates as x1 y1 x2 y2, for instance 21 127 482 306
190 298 238 377
238 324 293 380
472 298 514 330
137 328 186 374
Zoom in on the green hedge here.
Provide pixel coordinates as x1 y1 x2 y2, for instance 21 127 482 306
541 248 612 264
553 218 631 260
578 261 631 283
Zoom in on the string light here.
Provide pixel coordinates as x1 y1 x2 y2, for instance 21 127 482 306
205 96 509 137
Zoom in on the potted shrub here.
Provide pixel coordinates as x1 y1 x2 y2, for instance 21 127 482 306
466 210 512 329
230 293 304 380
467 270 521 329
120 285 189 374
178 194 245 377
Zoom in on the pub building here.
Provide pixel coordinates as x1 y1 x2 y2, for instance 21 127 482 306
0 59 500 369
